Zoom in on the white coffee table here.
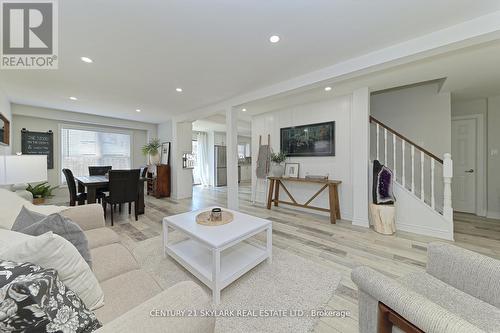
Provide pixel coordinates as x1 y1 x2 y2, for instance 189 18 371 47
163 207 272 304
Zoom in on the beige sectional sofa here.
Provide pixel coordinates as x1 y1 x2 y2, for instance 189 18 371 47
0 189 215 332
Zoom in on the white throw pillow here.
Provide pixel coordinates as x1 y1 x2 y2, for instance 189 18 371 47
0 188 65 230
0 231 105 310
0 229 33 252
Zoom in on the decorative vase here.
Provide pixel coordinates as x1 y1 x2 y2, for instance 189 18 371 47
271 163 285 177
149 152 160 165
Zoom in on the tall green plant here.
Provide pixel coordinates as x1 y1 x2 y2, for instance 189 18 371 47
141 138 161 156
26 182 58 198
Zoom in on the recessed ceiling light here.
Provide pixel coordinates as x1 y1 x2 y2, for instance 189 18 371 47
136 109 141 113
80 56 93 63
69 96 78 100
269 35 280 43
324 86 332 92
241 108 247 112
176 88 183 92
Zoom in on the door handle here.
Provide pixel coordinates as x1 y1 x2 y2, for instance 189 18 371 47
465 169 474 173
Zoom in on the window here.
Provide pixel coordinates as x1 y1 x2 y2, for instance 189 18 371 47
238 143 251 158
61 126 131 183
238 144 245 159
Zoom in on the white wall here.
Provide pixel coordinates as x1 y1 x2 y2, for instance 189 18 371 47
371 83 451 157
451 99 488 217
0 87 12 154
451 97 500 219
487 96 500 219
252 95 354 220
11 104 156 186
157 119 173 143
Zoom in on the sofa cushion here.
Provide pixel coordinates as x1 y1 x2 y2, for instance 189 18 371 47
0 229 32 252
0 188 65 230
0 232 105 311
91 243 139 282
399 271 500 332
93 269 162 324
0 260 102 332
12 206 92 267
95 281 215 333
85 228 120 249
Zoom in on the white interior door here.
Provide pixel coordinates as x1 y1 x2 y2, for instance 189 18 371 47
451 118 476 213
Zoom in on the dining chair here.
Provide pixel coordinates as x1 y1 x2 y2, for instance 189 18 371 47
102 169 140 225
88 165 112 202
140 166 148 178
88 165 112 176
62 168 87 206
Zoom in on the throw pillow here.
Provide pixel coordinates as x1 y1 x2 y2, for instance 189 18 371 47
12 206 92 267
0 260 102 332
0 232 105 310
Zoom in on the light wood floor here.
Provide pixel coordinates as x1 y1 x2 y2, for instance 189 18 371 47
88 184 500 333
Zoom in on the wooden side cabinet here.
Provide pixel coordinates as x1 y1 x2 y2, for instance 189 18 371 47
147 164 171 198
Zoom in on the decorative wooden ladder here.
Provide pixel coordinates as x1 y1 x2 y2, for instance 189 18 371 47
369 116 453 222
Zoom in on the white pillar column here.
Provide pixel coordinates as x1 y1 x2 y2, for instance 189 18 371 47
226 107 239 210
351 87 370 227
172 121 193 200
207 131 215 187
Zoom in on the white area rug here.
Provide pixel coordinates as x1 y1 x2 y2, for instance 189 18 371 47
132 234 341 333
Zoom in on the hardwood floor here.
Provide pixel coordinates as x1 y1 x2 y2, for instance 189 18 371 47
90 184 500 333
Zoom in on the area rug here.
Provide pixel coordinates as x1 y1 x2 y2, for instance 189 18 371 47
132 234 341 333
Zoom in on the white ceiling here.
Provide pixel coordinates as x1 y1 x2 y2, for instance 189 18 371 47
1 1 500 123
192 115 251 136
239 40 500 115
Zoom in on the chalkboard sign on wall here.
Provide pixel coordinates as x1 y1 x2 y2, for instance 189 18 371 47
21 129 54 169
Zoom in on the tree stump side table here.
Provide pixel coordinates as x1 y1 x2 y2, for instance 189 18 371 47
369 203 396 235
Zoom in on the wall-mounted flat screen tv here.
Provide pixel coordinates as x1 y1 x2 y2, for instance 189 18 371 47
280 121 335 157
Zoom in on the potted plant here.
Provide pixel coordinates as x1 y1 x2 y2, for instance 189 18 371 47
270 151 287 177
26 182 58 205
142 138 161 167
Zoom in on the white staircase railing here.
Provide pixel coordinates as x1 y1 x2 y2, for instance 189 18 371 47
369 116 453 222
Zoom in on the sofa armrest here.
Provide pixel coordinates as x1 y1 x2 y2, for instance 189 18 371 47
60 204 105 231
95 281 215 333
426 242 500 308
351 266 485 333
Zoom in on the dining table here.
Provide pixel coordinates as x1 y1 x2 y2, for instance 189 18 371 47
75 175 147 215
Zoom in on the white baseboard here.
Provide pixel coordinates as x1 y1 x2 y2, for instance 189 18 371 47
486 211 500 219
352 217 369 228
396 221 454 241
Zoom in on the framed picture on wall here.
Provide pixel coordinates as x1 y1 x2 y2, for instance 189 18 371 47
284 162 300 178
160 142 171 165
280 121 335 157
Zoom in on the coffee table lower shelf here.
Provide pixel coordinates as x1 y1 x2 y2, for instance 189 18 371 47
166 239 270 303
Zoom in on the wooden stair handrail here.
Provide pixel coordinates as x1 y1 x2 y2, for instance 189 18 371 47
369 116 443 164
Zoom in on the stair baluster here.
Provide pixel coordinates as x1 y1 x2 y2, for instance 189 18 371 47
411 146 415 194
369 116 453 222
420 151 425 202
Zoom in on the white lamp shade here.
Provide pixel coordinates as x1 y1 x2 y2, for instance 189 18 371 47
0 155 48 185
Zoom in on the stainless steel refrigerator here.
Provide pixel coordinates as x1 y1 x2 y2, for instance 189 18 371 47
214 145 240 187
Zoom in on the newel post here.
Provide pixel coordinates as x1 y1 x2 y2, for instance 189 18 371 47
443 153 453 221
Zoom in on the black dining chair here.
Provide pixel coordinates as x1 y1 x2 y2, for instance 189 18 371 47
62 168 87 206
102 169 140 225
63 169 106 206
89 165 112 202
140 166 148 178
88 166 112 176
